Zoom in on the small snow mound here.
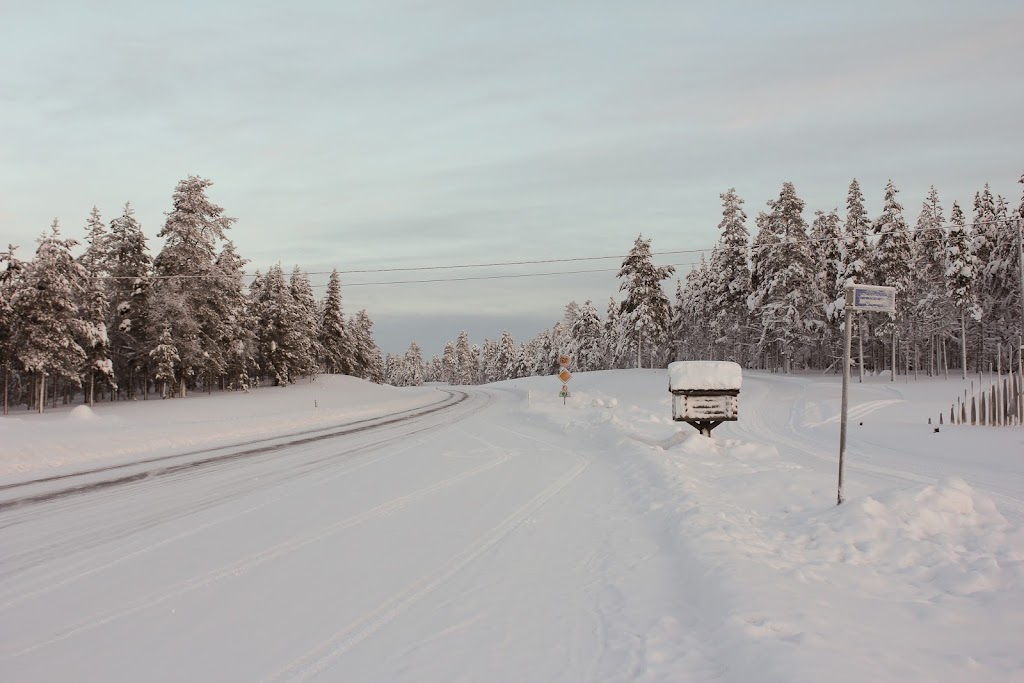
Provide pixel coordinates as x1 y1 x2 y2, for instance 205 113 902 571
68 405 99 421
799 478 1015 596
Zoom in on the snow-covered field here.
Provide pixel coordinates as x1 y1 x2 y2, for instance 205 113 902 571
1 370 1022 682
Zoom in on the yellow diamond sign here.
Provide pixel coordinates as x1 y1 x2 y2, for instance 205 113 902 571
558 368 572 383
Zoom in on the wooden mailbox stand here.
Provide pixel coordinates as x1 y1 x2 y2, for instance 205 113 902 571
668 361 742 437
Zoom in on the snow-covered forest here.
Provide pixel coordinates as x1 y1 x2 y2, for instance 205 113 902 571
2 174 1022 412
0 176 385 413
425 175 1024 385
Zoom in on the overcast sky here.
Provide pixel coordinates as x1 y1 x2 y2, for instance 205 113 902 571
2 0 1022 356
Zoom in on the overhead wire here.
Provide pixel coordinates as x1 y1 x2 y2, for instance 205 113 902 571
88 217 1012 288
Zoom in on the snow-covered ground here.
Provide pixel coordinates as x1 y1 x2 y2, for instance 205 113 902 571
1 370 1021 682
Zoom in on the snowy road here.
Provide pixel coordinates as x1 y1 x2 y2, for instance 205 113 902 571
3 371 1022 682
0 386 711 682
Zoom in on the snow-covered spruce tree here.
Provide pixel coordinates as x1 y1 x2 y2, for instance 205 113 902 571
971 184 999 276
254 264 305 386
79 206 108 278
319 269 353 375
840 178 873 289
910 186 953 375
554 301 581 367
403 341 425 386
349 309 383 383
547 321 569 375
809 209 844 368
383 353 403 386
603 297 627 369
674 257 716 361
455 330 476 385
11 221 88 411
0 244 25 414
106 203 153 399
872 180 913 373
945 201 978 377
149 326 180 399
150 176 237 397
289 265 320 380
441 340 457 384
710 188 752 362
571 299 604 371
978 192 1022 347
216 241 257 390
516 337 539 378
496 330 518 381
810 209 843 319
76 206 116 405
838 179 876 374
749 183 818 372
968 184 1000 363
617 234 675 369
481 339 499 383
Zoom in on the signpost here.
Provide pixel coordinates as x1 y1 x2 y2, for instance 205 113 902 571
558 355 572 404
838 284 896 505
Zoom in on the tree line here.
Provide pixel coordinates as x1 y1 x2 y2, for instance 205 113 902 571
0 176 383 413
410 174 1023 385
4 173 1021 410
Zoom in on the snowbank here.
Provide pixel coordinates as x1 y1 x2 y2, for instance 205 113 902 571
0 375 442 478
514 368 1024 682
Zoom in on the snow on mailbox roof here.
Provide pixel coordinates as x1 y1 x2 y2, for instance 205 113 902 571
668 361 742 391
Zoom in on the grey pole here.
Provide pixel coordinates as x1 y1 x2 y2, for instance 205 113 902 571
838 307 853 505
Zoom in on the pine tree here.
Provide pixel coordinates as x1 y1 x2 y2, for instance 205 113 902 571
441 340 457 384
675 258 716 361
0 244 25 414
350 309 383 383
11 221 88 411
403 341 425 386
496 331 518 380
617 234 675 368
151 176 236 397
77 207 116 405
571 300 604 371
910 186 952 375
711 189 752 354
149 327 180 399
217 241 257 390
840 178 873 288
289 265 320 379
454 330 475 384
254 264 305 386
319 269 353 375
873 181 912 295
750 183 817 372
79 206 108 277
603 296 628 368
106 203 152 398
977 193 1021 345
810 209 843 318
946 202 977 377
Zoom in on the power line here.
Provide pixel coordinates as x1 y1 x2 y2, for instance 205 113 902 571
88 217 1008 287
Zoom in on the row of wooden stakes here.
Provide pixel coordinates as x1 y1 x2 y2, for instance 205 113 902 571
939 372 1024 427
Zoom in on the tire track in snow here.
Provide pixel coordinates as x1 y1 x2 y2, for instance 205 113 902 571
262 449 590 683
0 392 492 596
0 401 505 660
